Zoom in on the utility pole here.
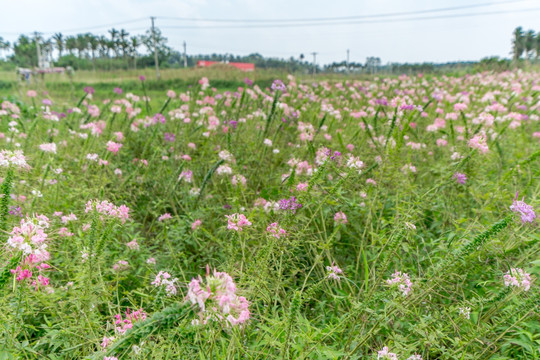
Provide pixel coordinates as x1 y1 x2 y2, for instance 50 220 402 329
311 52 317 78
150 16 160 80
183 41 187 68
34 32 42 68
346 49 350 74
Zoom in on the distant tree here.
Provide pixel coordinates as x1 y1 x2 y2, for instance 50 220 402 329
75 34 88 58
53 33 64 59
65 36 77 56
87 34 99 71
524 29 536 60
11 35 37 67
129 36 140 69
0 36 10 59
118 29 130 58
140 27 170 63
536 32 540 61
108 28 119 57
512 27 525 61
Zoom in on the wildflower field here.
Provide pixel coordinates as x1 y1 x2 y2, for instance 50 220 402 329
0 71 538 360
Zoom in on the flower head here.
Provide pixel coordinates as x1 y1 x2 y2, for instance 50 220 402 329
510 194 536 224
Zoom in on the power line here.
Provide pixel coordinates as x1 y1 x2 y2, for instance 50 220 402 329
157 7 540 30
156 0 529 23
0 18 148 37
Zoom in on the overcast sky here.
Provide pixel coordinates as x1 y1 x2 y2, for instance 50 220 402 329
1 0 539 65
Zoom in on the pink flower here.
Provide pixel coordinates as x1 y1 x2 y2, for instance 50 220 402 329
266 222 287 238
26 90 37 97
158 213 172 222
112 260 129 272
39 143 57 154
386 271 413 296
178 170 193 183
167 90 176 98
326 263 343 280
503 268 532 291
107 141 123 154
191 219 202 230
510 194 536 224
334 211 348 225
377 347 398 360
187 269 249 326
296 182 308 191
453 172 467 184
126 240 139 250
225 214 252 231
468 134 489 154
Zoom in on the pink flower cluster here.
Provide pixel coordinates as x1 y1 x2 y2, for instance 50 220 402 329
0 149 29 169
453 172 467 184
152 271 178 296
503 268 532 291
377 347 423 360
266 222 287 238
326 263 343 280
7 215 52 291
187 269 250 326
386 271 413 296
39 143 57 154
510 196 536 224
85 200 130 224
114 308 147 335
158 213 172 221
225 213 252 231
106 141 123 154
7 215 50 259
334 211 348 225
468 134 489 154
377 347 398 360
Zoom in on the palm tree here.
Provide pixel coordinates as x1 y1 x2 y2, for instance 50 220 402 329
130 36 140 69
52 33 64 59
108 28 119 57
87 34 99 71
535 32 540 62
75 34 88 58
98 35 109 58
512 27 525 61
0 36 10 59
119 29 129 58
65 36 77 56
524 30 536 60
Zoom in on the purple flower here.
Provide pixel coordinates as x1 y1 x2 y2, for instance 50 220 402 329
153 113 166 124
244 78 253 86
510 193 536 224
42 99 52 106
139 75 146 81
279 196 303 214
453 172 467 184
84 86 95 95
9 206 22 217
114 87 123 95
164 133 175 142
228 120 238 129
271 80 286 92
330 151 341 160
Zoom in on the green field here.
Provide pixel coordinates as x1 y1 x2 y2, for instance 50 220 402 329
0 69 538 359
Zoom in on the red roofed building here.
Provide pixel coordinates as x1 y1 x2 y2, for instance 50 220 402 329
197 60 255 72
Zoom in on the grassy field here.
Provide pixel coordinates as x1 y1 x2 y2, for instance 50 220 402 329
0 70 538 359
